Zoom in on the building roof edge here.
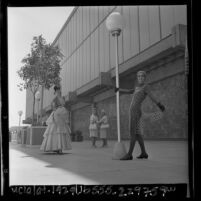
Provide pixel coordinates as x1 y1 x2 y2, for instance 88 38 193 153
51 6 78 46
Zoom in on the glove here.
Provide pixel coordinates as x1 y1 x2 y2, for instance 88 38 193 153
114 87 119 93
157 102 165 112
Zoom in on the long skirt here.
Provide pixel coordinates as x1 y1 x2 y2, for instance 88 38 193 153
40 107 72 152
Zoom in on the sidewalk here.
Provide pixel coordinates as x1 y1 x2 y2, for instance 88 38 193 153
9 140 189 187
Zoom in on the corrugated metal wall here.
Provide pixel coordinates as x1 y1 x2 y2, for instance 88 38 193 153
26 5 187 118
57 5 187 97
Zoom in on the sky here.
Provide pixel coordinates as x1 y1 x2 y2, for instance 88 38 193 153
8 7 74 127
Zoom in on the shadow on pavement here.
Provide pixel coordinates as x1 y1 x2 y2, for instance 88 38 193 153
41 152 72 155
9 141 189 186
21 155 33 158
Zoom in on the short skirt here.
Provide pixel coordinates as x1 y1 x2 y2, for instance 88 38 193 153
100 128 108 139
89 129 98 138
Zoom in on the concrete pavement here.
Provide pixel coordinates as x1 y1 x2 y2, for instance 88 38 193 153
9 140 189 188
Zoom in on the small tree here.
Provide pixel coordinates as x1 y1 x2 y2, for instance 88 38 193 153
17 35 63 125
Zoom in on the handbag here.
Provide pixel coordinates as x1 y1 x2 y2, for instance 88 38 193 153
101 124 109 129
150 111 163 122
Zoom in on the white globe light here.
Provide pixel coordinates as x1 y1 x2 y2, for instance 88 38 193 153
18 110 23 116
35 91 40 100
106 12 124 32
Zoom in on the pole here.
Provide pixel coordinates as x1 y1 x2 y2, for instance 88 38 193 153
40 86 44 123
19 115 21 128
18 114 21 143
37 100 39 123
184 38 188 136
115 33 121 142
112 30 127 159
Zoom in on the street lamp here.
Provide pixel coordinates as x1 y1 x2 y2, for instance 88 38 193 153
18 110 23 127
106 12 127 159
18 110 23 143
35 91 40 124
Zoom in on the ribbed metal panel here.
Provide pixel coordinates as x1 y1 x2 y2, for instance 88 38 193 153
74 6 184 89
174 5 187 25
130 6 140 57
160 6 175 38
139 6 150 51
122 6 131 61
94 28 99 78
148 6 161 45
86 37 90 83
90 33 95 80
24 5 187 117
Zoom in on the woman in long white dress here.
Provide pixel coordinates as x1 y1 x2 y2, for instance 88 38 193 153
40 86 72 154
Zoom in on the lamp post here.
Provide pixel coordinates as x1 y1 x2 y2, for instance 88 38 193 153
18 110 23 143
106 12 127 159
35 91 40 124
18 110 23 127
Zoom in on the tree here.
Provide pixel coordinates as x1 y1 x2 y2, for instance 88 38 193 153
17 35 63 125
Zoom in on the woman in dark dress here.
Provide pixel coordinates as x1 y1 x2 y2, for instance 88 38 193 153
115 71 165 160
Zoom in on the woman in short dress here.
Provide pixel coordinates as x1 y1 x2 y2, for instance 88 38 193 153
98 109 109 147
115 71 165 160
40 86 72 154
89 107 99 148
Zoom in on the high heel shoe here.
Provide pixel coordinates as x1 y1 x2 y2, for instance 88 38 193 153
120 154 133 160
136 153 148 159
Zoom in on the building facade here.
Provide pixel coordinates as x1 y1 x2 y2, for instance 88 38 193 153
25 5 188 140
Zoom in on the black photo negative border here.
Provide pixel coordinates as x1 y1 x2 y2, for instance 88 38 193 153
1 0 195 199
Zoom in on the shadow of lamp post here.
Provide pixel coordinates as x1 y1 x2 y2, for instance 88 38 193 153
106 12 127 159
